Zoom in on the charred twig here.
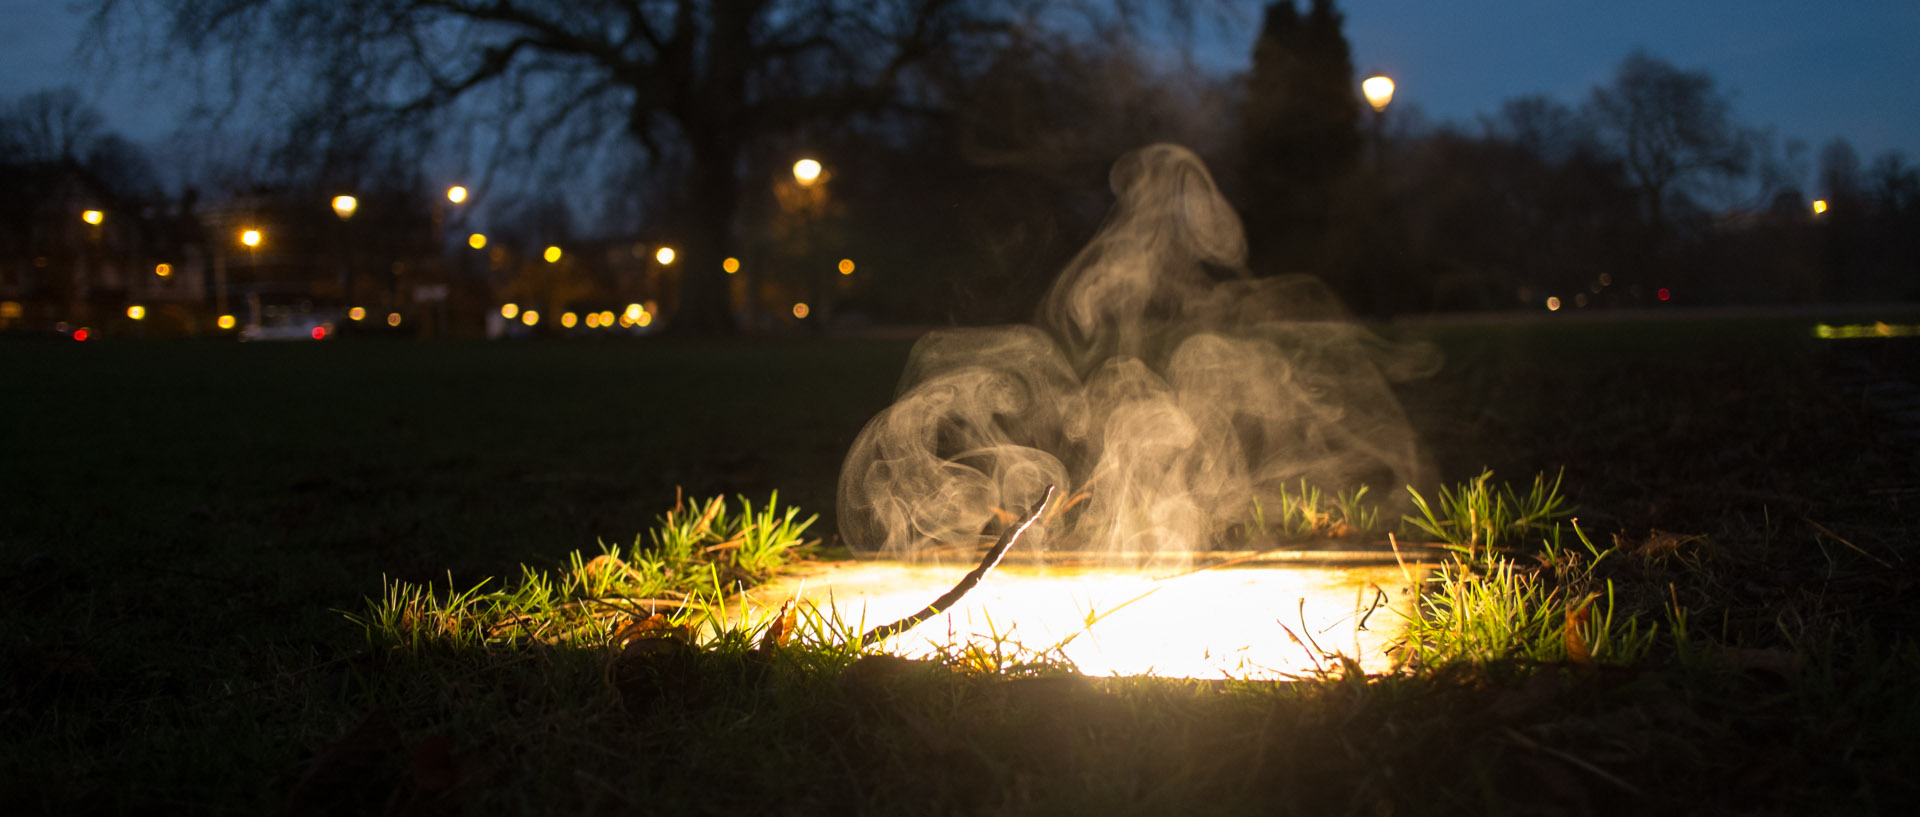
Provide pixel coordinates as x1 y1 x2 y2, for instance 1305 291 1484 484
859 485 1056 649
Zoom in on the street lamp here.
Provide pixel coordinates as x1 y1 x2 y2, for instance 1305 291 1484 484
655 246 676 265
1362 75 1395 113
793 158 823 187
331 195 358 220
81 209 104 225
446 185 468 204
241 229 261 247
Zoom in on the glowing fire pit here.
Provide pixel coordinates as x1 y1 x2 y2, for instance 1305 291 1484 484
731 548 1434 679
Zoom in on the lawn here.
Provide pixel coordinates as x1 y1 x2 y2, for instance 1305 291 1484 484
4 315 1917 814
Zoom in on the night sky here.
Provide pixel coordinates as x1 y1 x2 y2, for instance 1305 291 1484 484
5 1 1917 165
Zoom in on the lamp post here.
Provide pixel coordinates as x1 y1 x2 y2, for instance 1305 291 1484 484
332 195 357 317
1361 74 1395 318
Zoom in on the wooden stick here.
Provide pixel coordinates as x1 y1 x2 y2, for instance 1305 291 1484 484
858 485 1056 649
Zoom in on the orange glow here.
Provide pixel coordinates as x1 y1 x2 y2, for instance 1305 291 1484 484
522 310 539 326
624 303 643 322
154 263 172 278
447 185 468 204
331 195 358 219
655 246 676 265
1362 75 1395 112
636 310 653 328
1812 199 1828 215
81 210 103 225
217 314 236 330
793 158 823 187
793 302 810 319
126 305 145 320
544 246 562 263
387 312 402 327
723 257 740 274
501 303 520 319
838 258 855 275
599 310 615 326
469 233 488 249
1545 297 1562 311
561 311 578 328
241 229 261 247
349 307 366 321
585 312 602 328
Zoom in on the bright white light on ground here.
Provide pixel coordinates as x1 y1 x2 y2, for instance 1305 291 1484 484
732 558 1424 679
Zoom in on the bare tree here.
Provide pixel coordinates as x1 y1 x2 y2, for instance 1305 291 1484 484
1584 50 1753 227
1 87 108 164
87 0 1217 335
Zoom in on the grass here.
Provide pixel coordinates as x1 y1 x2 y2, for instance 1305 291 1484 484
4 314 1919 814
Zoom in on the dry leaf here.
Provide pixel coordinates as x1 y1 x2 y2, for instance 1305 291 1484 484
1564 605 1593 667
613 613 689 647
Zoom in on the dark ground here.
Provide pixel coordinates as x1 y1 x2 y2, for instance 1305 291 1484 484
3 311 1918 813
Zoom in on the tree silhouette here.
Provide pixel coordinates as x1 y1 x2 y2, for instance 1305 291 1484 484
1238 0 1361 276
89 0 1208 335
1584 50 1753 228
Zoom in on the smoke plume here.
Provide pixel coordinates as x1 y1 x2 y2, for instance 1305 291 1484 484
839 144 1436 566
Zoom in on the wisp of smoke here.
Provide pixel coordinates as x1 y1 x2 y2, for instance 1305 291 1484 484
839 144 1437 568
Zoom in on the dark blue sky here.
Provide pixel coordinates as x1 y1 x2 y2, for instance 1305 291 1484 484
6 1 1917 167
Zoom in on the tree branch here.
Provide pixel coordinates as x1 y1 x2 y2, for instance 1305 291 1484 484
858 485 1055 650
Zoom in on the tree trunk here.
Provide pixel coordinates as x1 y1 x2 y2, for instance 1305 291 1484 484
664 133 742 337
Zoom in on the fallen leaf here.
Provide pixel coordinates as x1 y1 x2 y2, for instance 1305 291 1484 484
1564 606 1593 667
613 613 689 647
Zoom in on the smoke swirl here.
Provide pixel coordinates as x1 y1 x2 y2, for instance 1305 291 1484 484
839 144 1437 566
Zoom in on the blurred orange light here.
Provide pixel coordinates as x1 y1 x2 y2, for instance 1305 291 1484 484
331 195 358 219
1812 199 1828 215
126 305 146 320
561 311 578 328
81 210 103 225
598 310 614 326
585 312 602 328
838 258 855 275
469 233 488 249
544 246 562 263
1362 75 1395 112
624 303 643 321
723 257 740 274
1545 297 1562 312
501 303 520 319
241 229 261 247
387 312 402 327
793 158 823 186
655 247 675 265
217 314 236 330
637 311 653 328
155 263 172 278
522 310 539 327
793 302 810 319
447 186 468 204
349 306 366 321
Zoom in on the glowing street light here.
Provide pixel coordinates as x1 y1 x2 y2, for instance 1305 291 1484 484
155 263 172 278
387 312 403 327
655 246 676 265
447 185 468 204
81 209 104 225
241 229 261 247
544 246 562 263
217 314 236 330
126 305 146 320
838 258 855 275
469 233 488 249
349 306 366 321
723 257 740 274
331 195 358 220
793 302 810 319
1362 75 1395 113
501 303 520 320
521 310 539 327
561 311 578 328
1812 199 1829 216
793 158 823 187
624 303 643 322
